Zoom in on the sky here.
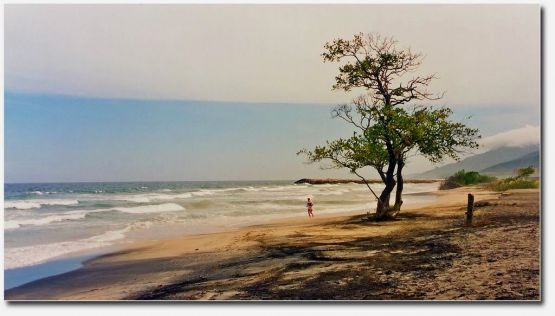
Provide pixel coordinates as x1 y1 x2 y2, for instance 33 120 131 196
3 4 541 183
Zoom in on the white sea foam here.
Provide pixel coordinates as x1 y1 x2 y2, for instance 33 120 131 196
4 199 80 210
319 189 351 195
159 190 215 198
192 190 216 197
312 184 339 188
5 212 89 229
113 203 185 214
32 191 59 195
113 195 152 203
4 224 138 269
112 191 216 203
5 203 186 231
258 185 304 192
152 193 193 200
4 221 21 230
92 185 313 205
87 226 132 242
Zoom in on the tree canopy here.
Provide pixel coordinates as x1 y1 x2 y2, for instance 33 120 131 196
322 33 443 104
298 33 480 220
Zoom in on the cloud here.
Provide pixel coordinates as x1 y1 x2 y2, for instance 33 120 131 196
480 125 540 150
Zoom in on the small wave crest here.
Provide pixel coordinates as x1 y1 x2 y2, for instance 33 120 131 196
5 203 186 231
4 199 80 210
113 203 185 214
5 212 89 230
4 222 149 269
28 191 57 195
112 190 216 203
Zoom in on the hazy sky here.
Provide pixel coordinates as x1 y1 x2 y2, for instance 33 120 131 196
4 4 541 182
5 4 540 106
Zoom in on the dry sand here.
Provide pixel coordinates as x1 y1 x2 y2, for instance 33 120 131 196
5 187 540 301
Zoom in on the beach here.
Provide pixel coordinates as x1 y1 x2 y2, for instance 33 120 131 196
4 181 439 277
5 187 540 300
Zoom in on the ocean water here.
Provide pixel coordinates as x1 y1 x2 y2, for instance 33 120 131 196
4 180 440 273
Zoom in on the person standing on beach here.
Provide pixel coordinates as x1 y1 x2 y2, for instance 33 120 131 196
307 198 314 218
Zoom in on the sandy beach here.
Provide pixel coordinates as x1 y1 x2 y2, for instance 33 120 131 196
5 187 540 301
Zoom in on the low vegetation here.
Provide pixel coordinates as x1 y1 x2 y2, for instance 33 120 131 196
439 170 496 190
489 166 539 191
440 167 539 191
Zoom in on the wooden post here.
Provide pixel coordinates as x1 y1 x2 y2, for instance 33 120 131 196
466 193 474 226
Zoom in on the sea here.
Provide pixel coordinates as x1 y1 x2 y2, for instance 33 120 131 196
4 180 440 289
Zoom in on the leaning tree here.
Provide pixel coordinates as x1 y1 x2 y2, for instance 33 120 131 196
298 33 480 220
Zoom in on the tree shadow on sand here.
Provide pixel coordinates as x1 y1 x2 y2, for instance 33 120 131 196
130 214 465 300
130 192 539 300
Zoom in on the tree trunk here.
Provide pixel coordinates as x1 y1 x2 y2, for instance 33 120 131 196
375 155 397 220
393 158 405 215
376 183 394 219
376 168 396 220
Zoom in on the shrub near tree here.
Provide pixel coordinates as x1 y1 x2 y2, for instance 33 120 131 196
491 166 539 191
298 33 480 220
439 170 496 190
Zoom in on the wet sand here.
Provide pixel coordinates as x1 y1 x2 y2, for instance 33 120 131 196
5 187 540 301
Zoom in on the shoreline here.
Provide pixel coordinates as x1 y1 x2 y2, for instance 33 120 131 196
5 187 539 300
4 254 101 291
4 181 441 272
4 184 442 277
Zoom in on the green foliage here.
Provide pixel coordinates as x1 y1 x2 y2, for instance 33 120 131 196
491 178 539 191
439 170 496 190
299 100 480 176
297 134 387 173
409 107 480 163
517 165 535 178
489 165 539 191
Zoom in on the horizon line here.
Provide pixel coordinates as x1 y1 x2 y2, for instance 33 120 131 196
4 90 535 109
3 176 446 185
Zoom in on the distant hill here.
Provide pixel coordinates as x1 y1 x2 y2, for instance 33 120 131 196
481 150 540 176
414 145 539 179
